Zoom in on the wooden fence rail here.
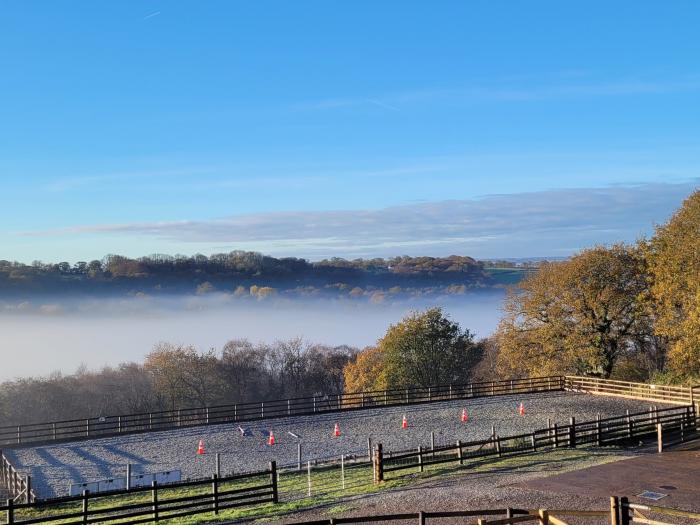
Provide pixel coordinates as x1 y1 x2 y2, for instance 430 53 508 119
616 496 700 525
0 462 277 525
287 497 700 525
286 508 532 525
565 377 698 406
287 506 612 525
0 453 33 504
374 405 697 481
0 376 564 448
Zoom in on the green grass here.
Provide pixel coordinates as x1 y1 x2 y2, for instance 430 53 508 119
483 268 534 286
12 448 624 525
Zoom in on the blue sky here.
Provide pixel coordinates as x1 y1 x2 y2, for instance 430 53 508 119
2 1 699 262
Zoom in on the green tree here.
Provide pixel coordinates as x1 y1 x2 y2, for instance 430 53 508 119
646 190 700 378
344 308 483 391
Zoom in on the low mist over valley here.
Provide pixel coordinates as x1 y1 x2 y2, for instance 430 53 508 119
0 265 508 381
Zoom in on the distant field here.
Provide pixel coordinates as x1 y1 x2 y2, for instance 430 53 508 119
483 267 535 285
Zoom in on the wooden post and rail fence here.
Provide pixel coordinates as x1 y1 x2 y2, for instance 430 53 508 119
1 376 696 451
372 404 697 482
0 462 278 525
1 376 698 504
0 376 565 449
0 454 33 504
285 497 700 525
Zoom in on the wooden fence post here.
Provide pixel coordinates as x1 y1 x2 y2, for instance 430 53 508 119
270 461 278 503
538 509 549 525
374 444 384 482
417 446 423 472
211 474 219 514
569 417 576 448
619 497 630 525
297 442 302 471
495 435 502 458
457 440 464 465
610 496 620 525
307 461 312 496
24 476 31 504
82 490 89 525
531 433 537 452
151 480 159 522
626 410 632 439
418 511 426 525
657 423 663 453
553 423 559 448
596 414 602 446
341 455 345 490
6 499 13 525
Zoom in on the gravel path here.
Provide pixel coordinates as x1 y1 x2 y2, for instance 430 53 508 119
265 449 637 525
5 392 666 499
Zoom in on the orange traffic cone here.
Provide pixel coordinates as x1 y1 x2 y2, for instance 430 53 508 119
401 414 408 429
268 430 275 446
461 408 469 423
333 423 341 437
197 440 205 455
518 402 525 416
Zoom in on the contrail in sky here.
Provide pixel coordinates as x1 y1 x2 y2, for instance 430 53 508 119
143 11 161 20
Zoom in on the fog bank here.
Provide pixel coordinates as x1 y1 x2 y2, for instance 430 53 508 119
0 292 504 381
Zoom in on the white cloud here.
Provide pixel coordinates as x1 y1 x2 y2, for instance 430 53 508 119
21 181 698 258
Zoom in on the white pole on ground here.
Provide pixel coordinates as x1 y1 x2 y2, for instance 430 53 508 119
307 461 312 497
341 455 345 490
126 464 132 490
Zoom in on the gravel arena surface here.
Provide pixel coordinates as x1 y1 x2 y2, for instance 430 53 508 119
5 392 668 499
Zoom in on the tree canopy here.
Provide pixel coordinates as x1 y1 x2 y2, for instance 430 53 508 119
343 308 484 391
646 190 700 377
495 245 661 378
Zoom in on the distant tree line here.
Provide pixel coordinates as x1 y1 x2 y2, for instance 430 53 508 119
0 340 357 426
0 308 493 427
0 253 494 300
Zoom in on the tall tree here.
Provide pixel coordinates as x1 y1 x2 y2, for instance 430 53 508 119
344 308 483 391
496 245 658 378
646 190 700 377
